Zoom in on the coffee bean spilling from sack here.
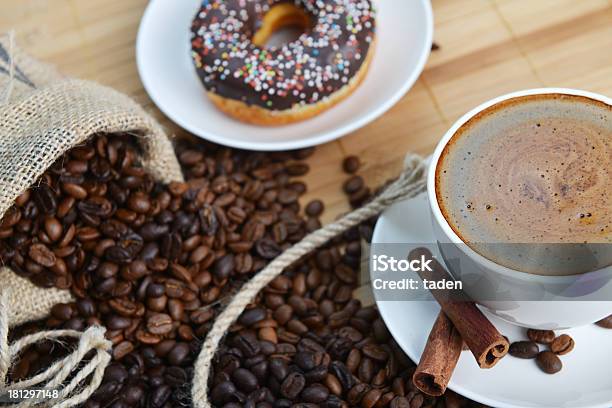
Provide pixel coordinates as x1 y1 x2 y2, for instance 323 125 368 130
6 143 481 408
1 134 316 406
1 135 313 295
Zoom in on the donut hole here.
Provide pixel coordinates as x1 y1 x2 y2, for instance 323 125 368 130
252 3 312 48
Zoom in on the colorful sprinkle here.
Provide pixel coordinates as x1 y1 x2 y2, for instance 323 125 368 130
190 0 376 111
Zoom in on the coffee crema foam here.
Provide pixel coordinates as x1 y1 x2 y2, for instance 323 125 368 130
436 94 611 275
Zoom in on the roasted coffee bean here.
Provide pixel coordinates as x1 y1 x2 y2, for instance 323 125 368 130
78 197 113 218
101 363 128 386
346 348 361 374
343 176 364 194
372 319 391 343
347 383 370 406
160 233 181 261
286 162 309 176
361 388 382 408
232 368 259 392
107 316 131 331
105 245 132 264
147 314 173 335
527 329 555 344
301 384 329 403
44 217 63 242
155 339 176 357
293 351 318 371
287 319 308 335
272 305 293 326
150 383 173 407
76 298 96 317
50 303 73 320
113 341 135 360
234 333 261 357
259 327 277 344
28 244 56 267
361 343 388 362
324 373 342 397
198 205 219 236
550 334 575 355
167 342 190 365
305 200 324 217
269 358 289 381
61 183 87 202
358 357 375 383
127 192 151 214
108 298 137 317
165 366 188 387
280 372 306 399
342 156 361 174
211 381 237 405
33 184 57 214
190 307 214 325
214 254 235 279
178 150 203 165
255 238 281 259
536 351 562 374
330 361 354 391
508 341 539 359
239 307 267 327
278 329 300 344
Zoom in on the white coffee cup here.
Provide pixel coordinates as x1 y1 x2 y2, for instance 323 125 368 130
427 88 612 329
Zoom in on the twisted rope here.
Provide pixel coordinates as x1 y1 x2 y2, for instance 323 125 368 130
0 292 112 407
192 154 428 407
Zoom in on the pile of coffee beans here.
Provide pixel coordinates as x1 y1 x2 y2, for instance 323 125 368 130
205 155 482 408
1 134 316 406
4 139 483 407
210 229 429 408
508 329 575 374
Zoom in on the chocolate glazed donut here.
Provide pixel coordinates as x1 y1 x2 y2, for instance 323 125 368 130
190 0 376 125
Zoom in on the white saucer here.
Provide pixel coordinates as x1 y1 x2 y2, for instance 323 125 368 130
372 192 612 408
136 0 433 151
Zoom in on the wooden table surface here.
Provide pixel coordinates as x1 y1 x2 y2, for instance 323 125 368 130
1 0 611 225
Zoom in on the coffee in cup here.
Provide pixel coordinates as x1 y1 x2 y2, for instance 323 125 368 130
435 93 611 275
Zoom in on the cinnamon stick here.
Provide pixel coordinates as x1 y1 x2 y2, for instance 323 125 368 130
413 311 463 396
408 247 509 368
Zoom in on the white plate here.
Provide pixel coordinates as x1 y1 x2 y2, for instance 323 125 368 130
372 190 612 408
136 0 433 151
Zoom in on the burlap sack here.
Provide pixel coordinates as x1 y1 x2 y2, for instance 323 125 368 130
0 33 184 328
